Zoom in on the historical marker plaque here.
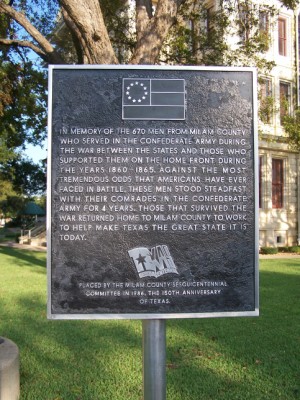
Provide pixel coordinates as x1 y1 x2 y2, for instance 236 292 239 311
47 66 259 319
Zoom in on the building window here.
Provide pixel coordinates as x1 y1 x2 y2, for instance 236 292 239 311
272 159 284 208
206 6 214 35
279 81 291 124
278 17 287 56
259 78 273 124
275 231 287 246
259 11 269 34
238 3 251 41
259 156 263 208
259 10 270 50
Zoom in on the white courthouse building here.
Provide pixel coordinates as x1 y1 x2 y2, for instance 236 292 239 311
134 0 300 247
199 0 300 247
257 3 300 247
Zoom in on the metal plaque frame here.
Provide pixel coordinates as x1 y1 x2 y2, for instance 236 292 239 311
47 65 259 320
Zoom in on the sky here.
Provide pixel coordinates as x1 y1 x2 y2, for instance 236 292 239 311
25 141 48 164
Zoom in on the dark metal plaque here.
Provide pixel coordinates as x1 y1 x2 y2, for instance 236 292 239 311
47 66 259 319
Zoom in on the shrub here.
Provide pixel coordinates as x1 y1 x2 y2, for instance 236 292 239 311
278 246 290 253
289 246 300 253
5 217 22 228
260 247 278 254
5 233 18 239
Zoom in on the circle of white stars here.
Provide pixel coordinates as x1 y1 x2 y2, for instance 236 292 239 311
126 81 148 103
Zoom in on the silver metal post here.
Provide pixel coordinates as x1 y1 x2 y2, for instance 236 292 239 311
142 319 166 400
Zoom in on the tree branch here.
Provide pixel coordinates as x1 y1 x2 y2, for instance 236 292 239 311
0 38 48 59
130 0 187 64
0 0 65 63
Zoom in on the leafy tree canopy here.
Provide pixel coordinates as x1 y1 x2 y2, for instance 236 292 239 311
2 157 46 196
0 0 299 203
0 60 47 148
1 0 298 67
0 195 25 219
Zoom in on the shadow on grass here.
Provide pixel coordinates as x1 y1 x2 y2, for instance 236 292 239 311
0 248 142 399
0 246 46 269
167 265 300 400
2 294 143 399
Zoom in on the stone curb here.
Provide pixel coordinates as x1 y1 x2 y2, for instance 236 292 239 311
0 241 46 252
0 337 20 400
259 254 300 259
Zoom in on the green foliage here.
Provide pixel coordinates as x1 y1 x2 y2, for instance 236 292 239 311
3 217 22 228
0 195 25 218
159 0 277 72
0 177 16 207
0 63 12 116
282 110 300 150
278 246 290 252
161 2 229 66
100 0 136 63
0 60 47 148
33 195 46 210
0 0 52 169
278 246 300 253
259 96 276 124
0 63 17 165
281 0 300 9
0 59 47 200
260 247 278 254
2 157 46 196
289 246 300 253
222 1 276 72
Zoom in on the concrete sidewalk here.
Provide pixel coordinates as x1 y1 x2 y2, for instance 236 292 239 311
0 241 46 252
259 253 300 259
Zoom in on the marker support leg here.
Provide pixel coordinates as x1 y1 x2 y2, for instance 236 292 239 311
142 319 166 400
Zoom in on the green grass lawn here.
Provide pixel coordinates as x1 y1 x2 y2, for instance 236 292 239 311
0 247 299 400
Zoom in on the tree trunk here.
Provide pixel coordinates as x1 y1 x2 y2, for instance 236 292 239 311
60 0 119 64
131 0 187 64
136 0 153 42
